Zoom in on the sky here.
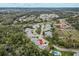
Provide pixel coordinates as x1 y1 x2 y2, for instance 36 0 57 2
0 3 79 8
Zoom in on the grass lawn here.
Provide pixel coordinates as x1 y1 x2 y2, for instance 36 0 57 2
61 51 74 56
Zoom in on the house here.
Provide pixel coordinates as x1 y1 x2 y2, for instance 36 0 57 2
52 51 62 56
37 38 45 45
44 31 52 37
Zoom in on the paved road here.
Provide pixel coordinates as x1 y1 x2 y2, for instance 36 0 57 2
53 45 79 52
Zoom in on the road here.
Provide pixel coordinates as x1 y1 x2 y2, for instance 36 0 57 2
53 44 79 52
